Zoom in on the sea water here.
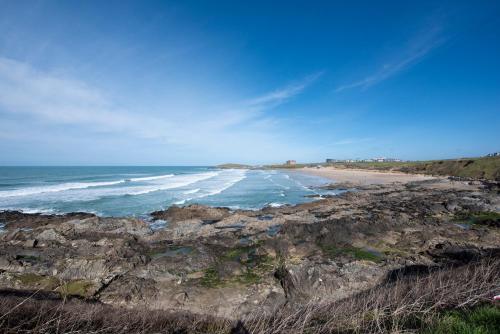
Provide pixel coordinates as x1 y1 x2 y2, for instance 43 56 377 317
0 166 335 217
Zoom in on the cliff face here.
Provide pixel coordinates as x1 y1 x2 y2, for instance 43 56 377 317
0 178 499 319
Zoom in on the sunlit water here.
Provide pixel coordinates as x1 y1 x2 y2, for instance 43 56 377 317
0 166 336 217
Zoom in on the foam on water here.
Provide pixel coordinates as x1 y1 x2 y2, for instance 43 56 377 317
172 169 247 204
0 167 334 216
127 172 220 195
203 169 247 197
129 174 174 182
16 207 57 214
268 178 290 190
0 180 126 198
183 188 201 195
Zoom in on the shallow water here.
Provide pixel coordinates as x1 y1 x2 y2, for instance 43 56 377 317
0 166 336 217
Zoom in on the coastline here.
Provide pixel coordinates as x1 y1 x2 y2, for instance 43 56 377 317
0 167 325 217
1 177 499 331
298 166 437 185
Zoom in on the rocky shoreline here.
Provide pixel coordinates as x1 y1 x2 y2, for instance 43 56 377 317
1 178 499 319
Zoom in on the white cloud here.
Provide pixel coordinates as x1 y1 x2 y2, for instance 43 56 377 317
246 71 323 109
0 56 319 163
0 56 178 140
335 24 445 92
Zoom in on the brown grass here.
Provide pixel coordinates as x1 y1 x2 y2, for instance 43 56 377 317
243 259 500 333
0 290 231 333
0 259 498 333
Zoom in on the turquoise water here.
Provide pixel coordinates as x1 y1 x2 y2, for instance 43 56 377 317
0 166 335 217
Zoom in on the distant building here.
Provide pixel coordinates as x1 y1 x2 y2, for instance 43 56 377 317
375 158 401 162
285 160 296 165
486 152 500 157
326 157 402 163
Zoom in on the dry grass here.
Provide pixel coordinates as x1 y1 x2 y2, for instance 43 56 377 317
0 290 231 333
243 258 500 333
0 259 498 333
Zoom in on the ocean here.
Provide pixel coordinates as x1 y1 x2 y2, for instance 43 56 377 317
0 166 336 217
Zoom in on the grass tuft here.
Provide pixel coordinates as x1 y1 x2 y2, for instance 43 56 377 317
454 211 500 227
426 305 500 334
201 267 222 288
14 273 59 289
57 280 95 297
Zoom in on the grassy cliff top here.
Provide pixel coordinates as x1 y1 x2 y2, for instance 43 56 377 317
264 156 500 180
329 156 500 181
216 163 252 169
219 156 500 180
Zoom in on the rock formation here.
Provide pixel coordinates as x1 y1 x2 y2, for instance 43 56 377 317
1 178 499 319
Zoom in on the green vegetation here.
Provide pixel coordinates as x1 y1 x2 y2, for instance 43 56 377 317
201 265 264 287
329 156 500 180
222 245 256 261
201 267 222 288
454 211 500 227
16 273 46 285
320 244 384 262
218 156 500 180
219 156 500 180
16 254 40 262
15 273 59 289
216 163 252 169
57 280 94 297
425 305 500 334
14 273 95 297
237 270 260 285
201 244 276 288
1 260 498 334
264 163 313 169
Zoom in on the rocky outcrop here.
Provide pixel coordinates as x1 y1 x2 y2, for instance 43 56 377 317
1 178 499 318
151 204 231 223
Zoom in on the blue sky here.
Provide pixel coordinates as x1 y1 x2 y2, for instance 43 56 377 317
0 0 499 165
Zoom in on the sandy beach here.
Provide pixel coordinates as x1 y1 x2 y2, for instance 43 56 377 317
300 166 436 185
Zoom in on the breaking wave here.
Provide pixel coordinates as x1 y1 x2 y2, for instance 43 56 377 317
126 172 220 196
128 174 174 182
0 180 126 198
0 166 332 216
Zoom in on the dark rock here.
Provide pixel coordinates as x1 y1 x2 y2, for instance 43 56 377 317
150 204 231 223
0 211 95 230
320 182 358 190
231 320 250 334
1 179 499 319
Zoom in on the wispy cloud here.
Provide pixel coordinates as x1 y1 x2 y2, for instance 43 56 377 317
191 71 323 129
335 23 445 92
0 56 178 140
246 71 323 109
0 56 318 163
